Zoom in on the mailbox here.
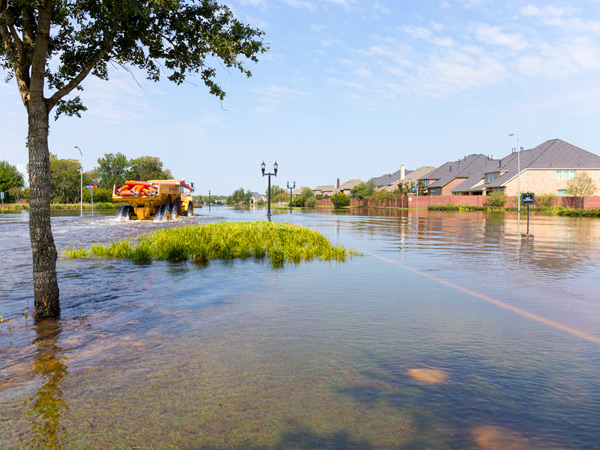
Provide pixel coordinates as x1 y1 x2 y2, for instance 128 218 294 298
521 192 535 206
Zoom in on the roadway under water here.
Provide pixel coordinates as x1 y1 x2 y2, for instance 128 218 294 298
1 207 599 449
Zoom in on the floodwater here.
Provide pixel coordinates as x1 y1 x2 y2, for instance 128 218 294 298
1 207 599 449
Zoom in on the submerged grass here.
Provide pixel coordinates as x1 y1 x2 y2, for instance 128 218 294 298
64 221 359 266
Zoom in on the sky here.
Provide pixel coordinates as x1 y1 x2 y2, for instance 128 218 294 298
2 0 600 195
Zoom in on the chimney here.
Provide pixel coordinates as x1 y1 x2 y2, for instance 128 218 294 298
498 160 501 168
400 164 405 181
450 165 452 172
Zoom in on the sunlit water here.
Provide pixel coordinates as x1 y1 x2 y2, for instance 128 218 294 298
1 207 599 449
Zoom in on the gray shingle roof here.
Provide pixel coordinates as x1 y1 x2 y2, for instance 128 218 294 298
423 154 490 189
370 168 414 187
454 139 600 193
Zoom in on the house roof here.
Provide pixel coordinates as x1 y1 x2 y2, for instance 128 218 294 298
423 154 490 189
292 186 310 196
250 192 264 200
369 168 414 187
339 179 364 191
453 139 600 193
384 166 437 190
313 185 336 193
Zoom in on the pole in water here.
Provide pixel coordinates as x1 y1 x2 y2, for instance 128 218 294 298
527 204 530 235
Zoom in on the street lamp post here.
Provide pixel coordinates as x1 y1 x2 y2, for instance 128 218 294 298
261 161 278 221
74 146 83 217
509 133 521 233
208 190 211 212
287 181 295 214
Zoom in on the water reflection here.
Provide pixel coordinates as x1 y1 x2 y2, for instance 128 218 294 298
24 320 68 449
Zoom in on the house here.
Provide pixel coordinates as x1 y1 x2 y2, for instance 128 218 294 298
313 185 336 196
451 139 600 197
292 186 310 196
250 192 267 204
420 154 491 196
338 179 364 195
383 166 436 192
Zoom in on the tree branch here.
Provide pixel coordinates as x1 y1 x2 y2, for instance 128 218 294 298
48 33 115 110
2 8 25 65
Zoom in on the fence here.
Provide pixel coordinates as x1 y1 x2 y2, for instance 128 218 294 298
316 196 600 210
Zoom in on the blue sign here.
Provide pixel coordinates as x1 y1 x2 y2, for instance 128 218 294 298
411 187 418 191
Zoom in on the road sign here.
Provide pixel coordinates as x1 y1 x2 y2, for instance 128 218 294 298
521 192 535 205
0 192 4 200
85 184 97 189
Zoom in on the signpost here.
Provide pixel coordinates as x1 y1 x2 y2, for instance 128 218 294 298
1 191 4 214
86 184 97 215
521 192 535 235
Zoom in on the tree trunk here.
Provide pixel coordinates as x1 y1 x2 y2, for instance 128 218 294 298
28 96 60 318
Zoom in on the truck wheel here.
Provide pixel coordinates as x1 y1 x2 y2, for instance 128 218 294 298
157 204 170 221
187 203 194 217
171 198 181 219
170 204 179 220
118 205 134 220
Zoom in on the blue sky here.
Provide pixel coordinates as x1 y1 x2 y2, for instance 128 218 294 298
2 0 600 195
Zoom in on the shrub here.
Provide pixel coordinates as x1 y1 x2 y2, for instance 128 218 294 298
331 192 349 207
536 193 557 208
485 191 507 207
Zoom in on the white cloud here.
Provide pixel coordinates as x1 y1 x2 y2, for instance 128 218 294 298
521 4 600 33
354 67 372 78
281 0 317 11
475 24 529 50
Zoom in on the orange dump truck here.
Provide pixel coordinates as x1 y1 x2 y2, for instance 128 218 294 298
112 179 197 220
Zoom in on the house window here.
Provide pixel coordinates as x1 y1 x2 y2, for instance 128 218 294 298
430 188 441 196
485 173 497 183
558 189 568 197
556 170 576 180
421 179 429 187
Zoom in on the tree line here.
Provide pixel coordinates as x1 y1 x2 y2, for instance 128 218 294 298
0 154 172 204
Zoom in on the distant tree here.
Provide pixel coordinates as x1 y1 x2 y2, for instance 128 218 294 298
96 153 129 189
369 190 396 203
49 154 82 203
293 187 316 207
228 187 252 205
126 156 173 181
273 191 289 204
8 186 23 202
567 171 597 208
350 181 376 200
266 184 286 198
0 160 25 202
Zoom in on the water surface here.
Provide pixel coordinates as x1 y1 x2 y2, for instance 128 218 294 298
1 207 599 449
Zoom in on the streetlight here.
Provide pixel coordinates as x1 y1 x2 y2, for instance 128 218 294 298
261 161 278 221
287 181 295 214
74 145 83 217
509 133 521 233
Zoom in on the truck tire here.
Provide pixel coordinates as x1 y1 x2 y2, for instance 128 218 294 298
187 203 194 217
118 205 134 220
171 198 181 219
157 204 171 221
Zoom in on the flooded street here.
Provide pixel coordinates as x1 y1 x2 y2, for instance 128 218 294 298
1 207 599 449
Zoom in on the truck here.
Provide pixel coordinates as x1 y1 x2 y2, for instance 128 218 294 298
112 179 197 220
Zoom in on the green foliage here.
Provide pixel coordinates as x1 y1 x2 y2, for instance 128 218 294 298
65 222 359 266
266 184 286 198
49 154 82 203
331 192 349 207
0 160 25 202
126 156 173 182
228 187 252 205
566 171 597 200
350 181 376 200
536 193 558 208
368 190 397 203
95 153 173 189
485 191 507 207
557 208 600 217
96 153 129 189
83 188 113 203
293 187 316 207
394 181 424 196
